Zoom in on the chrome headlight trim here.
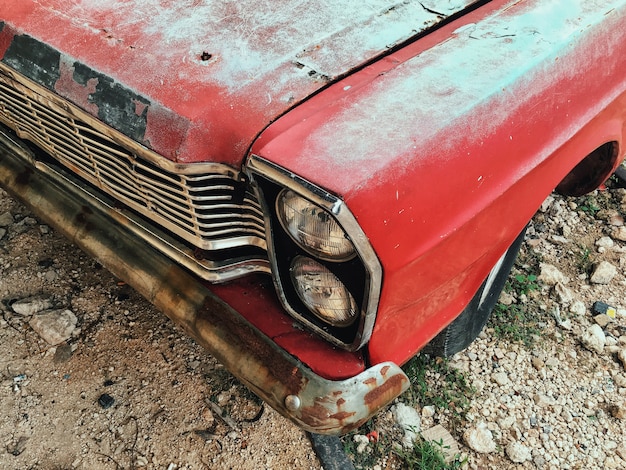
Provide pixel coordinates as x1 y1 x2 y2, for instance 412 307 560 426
245 155 382 351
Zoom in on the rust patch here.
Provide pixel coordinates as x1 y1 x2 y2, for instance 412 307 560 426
54 58 99 116
363 377 377 387
15 167 33 187
329 411 356 421
299 400 332 428
195 296 307 395
380 365 391 377
364 374 408 410
336 398 346 407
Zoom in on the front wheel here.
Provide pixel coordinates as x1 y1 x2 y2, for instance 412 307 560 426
423 227 527 357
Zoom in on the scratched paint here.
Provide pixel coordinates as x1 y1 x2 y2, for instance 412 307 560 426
265 0 626 193
0 0 477 164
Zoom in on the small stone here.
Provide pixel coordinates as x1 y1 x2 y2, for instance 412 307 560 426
464 423 496 453
545 357 559 368
98 393 115 409
53 343 73 363
497 415 516 429
534 393 556 407
530 357 545 370
0 211 14 227
393 403 421 447
594 314 613 328
421 425 459 463
596 236 615 249
612 226 626 242
570 301 587 316
29 309 78 345
581 324 606 354
554 282 574 305
539 263 569 285
590 261 617 284
617 442 626 460
353 434 369 454
421 405 435 418
0 227 6 240
609 213 625 226
11 296 54 316
492 372 510 386
506 441 532 463
618 349 626 369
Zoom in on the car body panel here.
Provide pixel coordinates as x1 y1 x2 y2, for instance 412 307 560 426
251 0 626 364
0 0 478 164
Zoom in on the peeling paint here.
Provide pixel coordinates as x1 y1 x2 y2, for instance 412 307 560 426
1 0 478 164
54 58 99 116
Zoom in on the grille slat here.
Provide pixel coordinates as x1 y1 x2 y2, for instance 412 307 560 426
0 67 266 252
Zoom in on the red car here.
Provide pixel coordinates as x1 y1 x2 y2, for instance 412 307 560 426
1 0 625 434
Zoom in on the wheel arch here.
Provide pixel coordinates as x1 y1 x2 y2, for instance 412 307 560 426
556 141 622 197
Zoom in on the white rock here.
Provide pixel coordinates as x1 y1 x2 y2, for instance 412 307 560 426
393 403 421 447
464 423 496 453
29 309 77 345
11 297 54 316
581 324 606 354
421 405 435 418
534 393 556 407
570 300 587 316
596 236 615 249
539 263 569 285
554 282 574 305
506 441 532 463
492 372 510 386
353 434 369 454
590 261 618 285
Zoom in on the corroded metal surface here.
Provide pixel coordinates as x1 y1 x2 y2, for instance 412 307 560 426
0 128 408 434
0 64 268 276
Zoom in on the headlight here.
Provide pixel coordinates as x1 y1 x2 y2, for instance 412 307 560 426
276 189 356 261
290 256 358 327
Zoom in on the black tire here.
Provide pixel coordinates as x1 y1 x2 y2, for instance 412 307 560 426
423 226 527 357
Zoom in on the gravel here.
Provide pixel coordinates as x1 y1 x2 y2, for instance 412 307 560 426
1 179 626 469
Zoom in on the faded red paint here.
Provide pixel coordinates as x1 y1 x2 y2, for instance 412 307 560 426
0 24 15 59
252 0 626 367
207 276 366 380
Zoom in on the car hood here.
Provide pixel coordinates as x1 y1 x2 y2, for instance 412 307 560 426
0 0 478 166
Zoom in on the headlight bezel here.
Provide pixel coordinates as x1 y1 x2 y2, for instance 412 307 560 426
246 155 382 351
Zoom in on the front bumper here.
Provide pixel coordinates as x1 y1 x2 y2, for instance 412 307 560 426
0 128 409 435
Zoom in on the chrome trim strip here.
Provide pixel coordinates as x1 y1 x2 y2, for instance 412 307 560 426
0 63 267 252
246 155 382 351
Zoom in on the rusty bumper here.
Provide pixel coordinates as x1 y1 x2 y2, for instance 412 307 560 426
0 128 409 435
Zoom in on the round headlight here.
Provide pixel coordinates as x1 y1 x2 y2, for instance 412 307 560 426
290 256 358 327
276 189 356 261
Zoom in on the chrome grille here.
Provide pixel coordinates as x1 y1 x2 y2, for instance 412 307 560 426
0 65 266 251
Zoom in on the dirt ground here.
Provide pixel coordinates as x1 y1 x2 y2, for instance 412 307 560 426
2 180 626 469
0 188 321 469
